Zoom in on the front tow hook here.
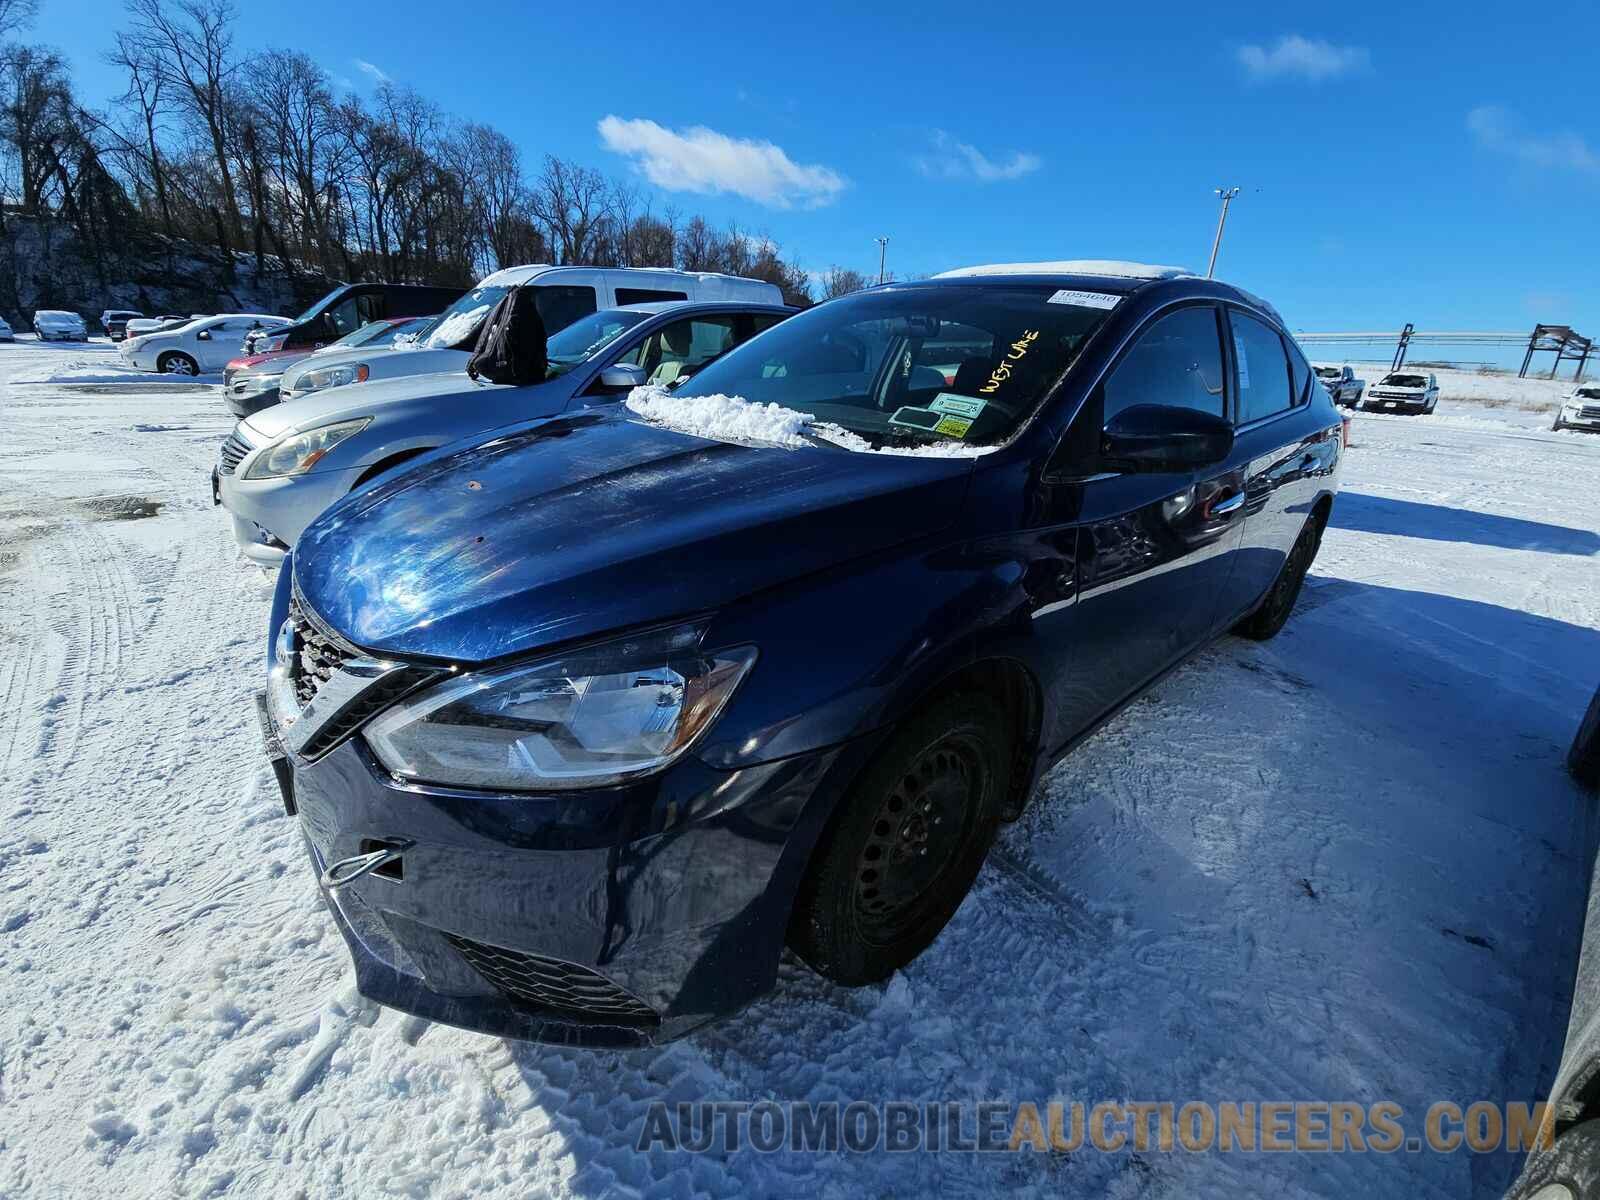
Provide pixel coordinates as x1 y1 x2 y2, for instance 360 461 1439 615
321 840 414 891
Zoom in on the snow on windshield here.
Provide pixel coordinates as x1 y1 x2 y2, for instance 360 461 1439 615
424 301 494 349
624 386 994 458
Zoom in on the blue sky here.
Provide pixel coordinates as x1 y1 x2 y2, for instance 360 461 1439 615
35 0 1600 348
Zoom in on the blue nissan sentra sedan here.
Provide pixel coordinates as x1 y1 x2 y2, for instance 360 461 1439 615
260 261 1343 1046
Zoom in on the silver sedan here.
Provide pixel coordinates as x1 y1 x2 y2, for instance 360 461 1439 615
214 301 794 565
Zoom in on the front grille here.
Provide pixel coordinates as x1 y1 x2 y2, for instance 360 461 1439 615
289 600 351 706
279 597 438 760
1580 405 1600 421
218 431 251 475
447 935 660 1028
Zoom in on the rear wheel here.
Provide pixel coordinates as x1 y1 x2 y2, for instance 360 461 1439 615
159 351 198 376
1235 514 1323 641
788 692 1012 986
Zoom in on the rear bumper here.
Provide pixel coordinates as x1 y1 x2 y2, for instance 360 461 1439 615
277 716 862 1045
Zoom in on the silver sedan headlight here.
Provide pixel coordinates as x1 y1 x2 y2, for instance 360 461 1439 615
244 417 370 479
298 362 371 394
364 625 758 792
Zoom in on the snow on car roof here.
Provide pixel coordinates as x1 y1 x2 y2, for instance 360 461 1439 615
933 260 1192 280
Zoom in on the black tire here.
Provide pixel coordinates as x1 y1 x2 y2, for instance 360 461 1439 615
1570 686 1600 790
1554 418 1566 432
1235 513 1323 641
788 692 1013 986
1508 1118 1600 1199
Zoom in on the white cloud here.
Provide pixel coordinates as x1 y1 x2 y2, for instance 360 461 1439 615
915 131 1041 182
353 59 390 86
597 116 846 209
1467 105 1600 173
1236 35 1370 82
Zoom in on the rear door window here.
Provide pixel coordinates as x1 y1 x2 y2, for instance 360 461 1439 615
534 286 598 334
615 287 689 306
1229 310 1295 424
1103 304 1227 423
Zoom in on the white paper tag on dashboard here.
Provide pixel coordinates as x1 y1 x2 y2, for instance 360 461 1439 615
1047 289 1121 309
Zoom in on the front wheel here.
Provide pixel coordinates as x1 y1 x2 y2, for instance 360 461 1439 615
788 692 1013 986
159 352 198 376
1235 514 1323 641
1554 417 1566 432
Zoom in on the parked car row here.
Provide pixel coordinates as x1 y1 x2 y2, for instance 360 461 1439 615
1314 364 1441 415
120 313 292 376
231 260 1344 1048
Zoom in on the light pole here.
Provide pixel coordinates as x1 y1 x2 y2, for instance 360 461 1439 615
874 236 890 284
1206 187 1241 279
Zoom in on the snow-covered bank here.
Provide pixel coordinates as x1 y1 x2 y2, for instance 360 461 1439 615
2 338 1599 1199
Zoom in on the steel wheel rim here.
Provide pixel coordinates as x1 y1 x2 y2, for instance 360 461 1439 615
851 734 986 945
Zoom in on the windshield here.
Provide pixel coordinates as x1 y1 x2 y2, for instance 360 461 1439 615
671 286 1111 449
423 285 507 349
290 285 347 325
1383 374 1427 387
331 317 429 351
545 309 649 377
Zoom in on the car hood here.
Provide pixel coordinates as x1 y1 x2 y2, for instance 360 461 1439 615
294 409 975 663
232 348 309 372
243 371 501 441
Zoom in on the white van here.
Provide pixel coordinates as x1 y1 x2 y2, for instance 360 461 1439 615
276 265 783 400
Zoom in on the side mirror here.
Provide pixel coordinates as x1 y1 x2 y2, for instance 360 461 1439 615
195 329 212 341
1103 404 1233 472
597 364 648 390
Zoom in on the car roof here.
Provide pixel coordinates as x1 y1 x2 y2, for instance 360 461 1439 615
934 259 1192 282
608 300 796 316
880 270 1289 327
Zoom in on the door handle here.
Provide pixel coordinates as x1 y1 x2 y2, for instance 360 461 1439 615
1208 491 1245 517
321 840 413 891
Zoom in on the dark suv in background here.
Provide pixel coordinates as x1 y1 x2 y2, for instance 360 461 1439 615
263 262 1343 1046
243 282 467 355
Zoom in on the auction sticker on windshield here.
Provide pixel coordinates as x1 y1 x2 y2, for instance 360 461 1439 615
1047 289 1121 309
930 393 986 419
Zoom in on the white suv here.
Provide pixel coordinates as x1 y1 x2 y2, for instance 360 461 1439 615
276 265 783 401
121 313 291 376
1554 384 1600 432
1362 370 1439 415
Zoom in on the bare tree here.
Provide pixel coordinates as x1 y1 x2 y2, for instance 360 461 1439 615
527 155 610 265
0 0 38 39
129 0 244 245
105 33 172 232
819 265 868 299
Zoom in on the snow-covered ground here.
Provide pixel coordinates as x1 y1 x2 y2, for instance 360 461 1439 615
3 339 1599 1199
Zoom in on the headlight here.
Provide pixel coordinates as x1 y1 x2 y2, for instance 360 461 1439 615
233 373 282 399
257 333 287 352
244 417 371 479
299 362 370 393
364 624 758 791
124 337 146 352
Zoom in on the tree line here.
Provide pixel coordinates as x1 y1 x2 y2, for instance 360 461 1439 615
0 0 856 307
